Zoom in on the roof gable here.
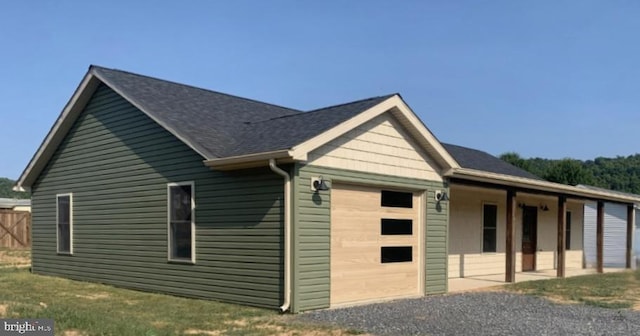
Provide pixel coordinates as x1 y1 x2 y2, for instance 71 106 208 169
287 95 459 169
16 65 459 189
307 112 444 181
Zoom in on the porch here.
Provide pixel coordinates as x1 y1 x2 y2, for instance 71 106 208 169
447 182 636 286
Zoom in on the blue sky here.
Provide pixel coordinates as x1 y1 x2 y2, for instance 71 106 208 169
2 1 639 179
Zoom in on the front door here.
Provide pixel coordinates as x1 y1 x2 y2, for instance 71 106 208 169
522 206 538 271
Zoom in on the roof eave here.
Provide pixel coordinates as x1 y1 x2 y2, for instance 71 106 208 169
203 150 294 171
448 168 640 204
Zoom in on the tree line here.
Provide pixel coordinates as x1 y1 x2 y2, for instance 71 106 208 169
0 178 30 199
3 152 640 198
500 152 640 194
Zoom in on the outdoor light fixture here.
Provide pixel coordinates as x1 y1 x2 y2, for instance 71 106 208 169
540 204 550 212
435 190 449 202
311 176 330 192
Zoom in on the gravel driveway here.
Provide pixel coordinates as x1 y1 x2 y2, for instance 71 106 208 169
298 292 640 336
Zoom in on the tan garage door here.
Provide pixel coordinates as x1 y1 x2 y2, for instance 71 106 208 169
330 183 422 306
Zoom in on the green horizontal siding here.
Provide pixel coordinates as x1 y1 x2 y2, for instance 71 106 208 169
291 164 448 312
31 84 284 309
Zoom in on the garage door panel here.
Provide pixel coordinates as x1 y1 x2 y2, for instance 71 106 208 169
330 184 422 306
333 205 418 216
333 233 417 243
331 272 419 303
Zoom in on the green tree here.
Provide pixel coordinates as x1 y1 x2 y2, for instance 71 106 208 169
0 178 30 199
544 159 594 186
499 152 531 171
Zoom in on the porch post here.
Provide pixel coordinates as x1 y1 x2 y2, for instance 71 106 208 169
596 201 604 273
557 196 566 278
506 190 516 282
627 204 635 269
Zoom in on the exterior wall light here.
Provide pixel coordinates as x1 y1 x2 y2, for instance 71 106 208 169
311 176 330 192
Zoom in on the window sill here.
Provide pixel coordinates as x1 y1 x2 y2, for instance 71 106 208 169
57 252 73 256
168 259 195 265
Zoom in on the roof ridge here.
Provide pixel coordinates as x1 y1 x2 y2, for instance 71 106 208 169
89 65 303 114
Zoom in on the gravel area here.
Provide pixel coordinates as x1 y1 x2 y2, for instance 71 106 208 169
298 292 640 336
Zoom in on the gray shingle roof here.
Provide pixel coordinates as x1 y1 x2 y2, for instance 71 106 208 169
92 66 393 159
442 143 543 180
227 95 394 156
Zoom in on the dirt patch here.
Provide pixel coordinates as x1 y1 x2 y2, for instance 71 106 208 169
74 293 110 300
542 295 579 305
0 304 7 317
63 330 88 336
151 320 168 328
183 329 222 335
0 249 31 268
225 319 248 327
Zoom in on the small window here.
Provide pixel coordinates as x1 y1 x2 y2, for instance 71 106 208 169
381 190 413 208
168 182 195 262
381 246 412 263
56 194 73 254
381 219 413 235
482 204 497 253
565 211 572 250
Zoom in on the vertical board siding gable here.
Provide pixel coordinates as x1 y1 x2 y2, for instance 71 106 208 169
292 164 447 312
30 84 284 309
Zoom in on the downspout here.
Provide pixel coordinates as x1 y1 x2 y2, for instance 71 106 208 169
269 159 291 312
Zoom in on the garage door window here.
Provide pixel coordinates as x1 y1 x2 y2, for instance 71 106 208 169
381 219 413 235
381 190 413 208
381 246 412 263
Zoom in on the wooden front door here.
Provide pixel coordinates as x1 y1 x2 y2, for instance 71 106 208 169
522 206 538 272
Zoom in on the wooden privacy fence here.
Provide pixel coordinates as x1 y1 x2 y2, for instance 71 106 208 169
0 210 31 248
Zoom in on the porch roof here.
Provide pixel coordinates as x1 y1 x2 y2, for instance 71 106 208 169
442 144 640 205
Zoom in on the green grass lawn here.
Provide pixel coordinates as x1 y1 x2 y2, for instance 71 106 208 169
0 250 355 336
4 248 637 335
505 270 640 309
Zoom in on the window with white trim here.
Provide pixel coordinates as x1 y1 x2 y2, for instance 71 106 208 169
168 182 195 262
57 194 73 254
